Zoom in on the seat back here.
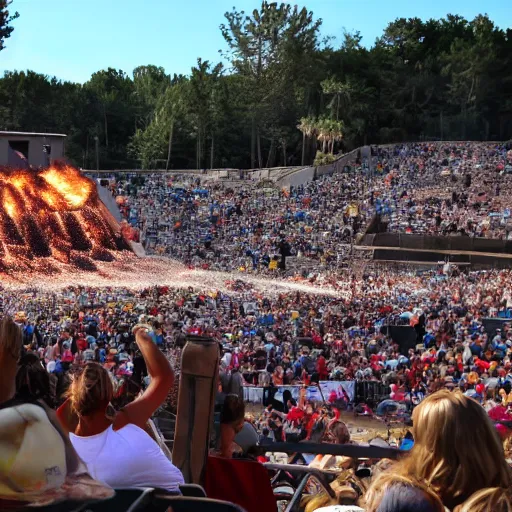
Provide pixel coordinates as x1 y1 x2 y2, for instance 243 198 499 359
147 418 173 461
34 488 154 512
179 483 207 497
204 456 277 512
153 496 246 512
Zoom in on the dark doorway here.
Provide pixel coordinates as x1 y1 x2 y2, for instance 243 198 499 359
8 140 30 168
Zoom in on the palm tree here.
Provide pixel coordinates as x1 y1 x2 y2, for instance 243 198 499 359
315 117 330 154
315 118 344 154
329 119 344 154
297 116 317 165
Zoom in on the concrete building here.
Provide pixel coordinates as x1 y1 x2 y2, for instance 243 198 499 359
0 131 66 168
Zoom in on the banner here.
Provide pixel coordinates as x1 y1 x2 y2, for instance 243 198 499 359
244 381 356 406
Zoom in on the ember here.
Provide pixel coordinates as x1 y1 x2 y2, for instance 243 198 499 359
0 163 130 272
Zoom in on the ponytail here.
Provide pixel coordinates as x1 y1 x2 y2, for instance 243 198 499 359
66 362 113 417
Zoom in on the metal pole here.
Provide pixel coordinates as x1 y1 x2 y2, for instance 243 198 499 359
94 136 99 171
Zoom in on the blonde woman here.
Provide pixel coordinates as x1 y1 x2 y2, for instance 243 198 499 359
364 390 512 512
57 325 184 493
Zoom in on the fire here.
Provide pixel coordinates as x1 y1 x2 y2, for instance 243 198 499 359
41 167 94 209
0 163 131 272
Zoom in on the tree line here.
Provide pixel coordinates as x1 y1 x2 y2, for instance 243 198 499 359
0 1 511 170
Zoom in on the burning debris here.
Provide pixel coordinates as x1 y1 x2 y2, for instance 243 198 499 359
0 164 338 297
0 163 130 272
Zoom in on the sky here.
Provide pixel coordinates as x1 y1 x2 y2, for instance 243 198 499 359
1 0 511 84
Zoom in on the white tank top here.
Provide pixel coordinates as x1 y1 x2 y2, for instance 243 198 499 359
70 424 184 492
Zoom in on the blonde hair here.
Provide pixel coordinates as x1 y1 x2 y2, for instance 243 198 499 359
364 390 512 511
67 363 113 417
303 493 337 512
0 316 22 362
302 468 365 512
455 488 512 512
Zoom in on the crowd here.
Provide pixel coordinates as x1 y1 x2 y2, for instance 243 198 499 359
104 142 512 279
2 264 512 415
3 263 512 510
2 140 512 510
109 170 366 275
369 143 512 238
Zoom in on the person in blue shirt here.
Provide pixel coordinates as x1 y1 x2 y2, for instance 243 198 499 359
264 341 274 353
469 335 483 358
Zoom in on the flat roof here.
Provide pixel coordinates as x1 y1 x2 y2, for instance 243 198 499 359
0 131 66 138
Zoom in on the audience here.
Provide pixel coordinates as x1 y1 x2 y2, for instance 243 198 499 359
1 141 512 509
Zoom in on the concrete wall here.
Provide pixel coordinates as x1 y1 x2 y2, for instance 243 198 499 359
0 134 65 167
96 181 123 222
276 166 315 188
274 148 360 188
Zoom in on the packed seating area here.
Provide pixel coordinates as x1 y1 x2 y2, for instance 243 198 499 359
369 143 512 238
3 141 512 511
111 171 364 274
3 262 512 510
108 142 512 279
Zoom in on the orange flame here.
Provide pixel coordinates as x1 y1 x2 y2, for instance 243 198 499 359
0 163 130 271
40 166 94 209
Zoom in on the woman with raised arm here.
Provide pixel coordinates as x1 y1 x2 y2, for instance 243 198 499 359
57 325 184 493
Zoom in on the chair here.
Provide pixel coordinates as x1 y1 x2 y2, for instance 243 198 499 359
36 488 155 512
204 456 277 512
152 496 246 512
179 483 207 497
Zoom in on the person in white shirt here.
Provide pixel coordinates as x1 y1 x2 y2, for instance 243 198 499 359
58 326 184 493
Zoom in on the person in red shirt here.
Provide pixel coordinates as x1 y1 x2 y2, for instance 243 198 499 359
474 357 490 372
316 353 328 381
76 336 88 353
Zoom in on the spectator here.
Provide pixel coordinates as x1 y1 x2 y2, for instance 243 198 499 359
228 366 245 402
15 352 56 407
58 325 184 493
364 390 512 511
0 316 24 405
0 316 113 506
219 394 246 458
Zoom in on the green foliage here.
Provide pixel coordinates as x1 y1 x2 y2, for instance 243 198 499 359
0 6 511 169
0 0 18 51
313 151 336 166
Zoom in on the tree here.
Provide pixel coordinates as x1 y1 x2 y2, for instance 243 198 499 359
321 77 351 121
0 0 18 52
187 58 223 169
85 69 136 167
315 117 343 154
1 8 512 169
297 116 316 165
221 1 322 167
132 65 168 129
159 82 186 170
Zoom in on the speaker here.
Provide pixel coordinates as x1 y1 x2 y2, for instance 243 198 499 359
380 325 418 355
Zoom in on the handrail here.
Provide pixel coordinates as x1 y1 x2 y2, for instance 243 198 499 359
255 441 401 460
